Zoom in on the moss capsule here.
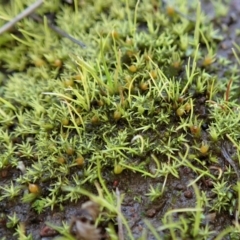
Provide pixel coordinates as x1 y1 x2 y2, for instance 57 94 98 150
66 147 74 156
75 117 82 126
64 79 74 88
43 123 54 131
91 115 99 125
34 58 45 67
150 70 157 79
199 143 209 155
202 55 215 67
128 65 137 73
75 75 82 80
172 61 181 69
176 107 185 117
190 125 201 137
28 183 40 194
76 156 84 166
178 97 184 103
144 54 151 61
184 103 191 112
97 100 104 106
125 38 133 45
166 6 175 16
61 118 69 126
112 30 119 39
126 50 135 58
113 110 121 121
139 82 148 91
114 164 124 174
53 59 62 68
57 157 65 164
1 169 8 178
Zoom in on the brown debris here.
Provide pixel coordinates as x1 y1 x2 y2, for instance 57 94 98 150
40 225 58 237
69 201 102 240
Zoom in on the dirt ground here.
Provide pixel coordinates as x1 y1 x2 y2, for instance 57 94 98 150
1 0 240 239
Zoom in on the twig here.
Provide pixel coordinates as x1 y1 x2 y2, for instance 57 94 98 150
225 79 233 102
30 13 86 48
116 187 124 240
0 0 43 35
221 143 240 180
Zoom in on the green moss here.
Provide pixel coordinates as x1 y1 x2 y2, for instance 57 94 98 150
0 0 240 239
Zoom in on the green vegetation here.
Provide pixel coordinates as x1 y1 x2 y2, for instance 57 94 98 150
0 0 240 239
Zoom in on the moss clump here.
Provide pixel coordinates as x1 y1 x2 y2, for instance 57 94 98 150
0 0 240 239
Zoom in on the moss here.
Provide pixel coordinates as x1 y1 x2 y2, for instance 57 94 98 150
0 0 240 239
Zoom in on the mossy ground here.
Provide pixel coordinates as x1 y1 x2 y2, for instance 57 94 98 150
0 0 240 239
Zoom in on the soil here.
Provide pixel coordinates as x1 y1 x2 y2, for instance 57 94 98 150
0 1 240 239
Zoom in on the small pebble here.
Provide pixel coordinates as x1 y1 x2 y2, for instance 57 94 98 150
138 225 143 231
184 190 193 199
174 183 185 191
145 209 156 218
